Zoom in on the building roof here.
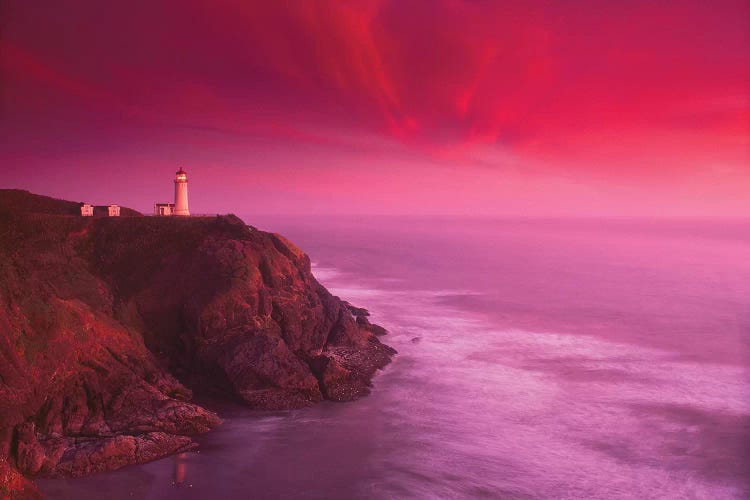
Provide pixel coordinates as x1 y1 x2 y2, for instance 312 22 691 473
176 168 187 175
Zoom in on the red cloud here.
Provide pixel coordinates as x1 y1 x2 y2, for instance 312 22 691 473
1 0 748 180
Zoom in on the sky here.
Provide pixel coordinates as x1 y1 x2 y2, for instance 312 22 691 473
1 0 749 216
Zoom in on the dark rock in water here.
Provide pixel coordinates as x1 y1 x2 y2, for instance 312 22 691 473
51 432 196 478
364 322 389 337
351 308 389 336
0 189 395 494
344 302 370 317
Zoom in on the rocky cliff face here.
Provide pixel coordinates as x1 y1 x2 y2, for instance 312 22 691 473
0 190 394 496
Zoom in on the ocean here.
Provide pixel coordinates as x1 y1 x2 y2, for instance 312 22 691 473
38 216 750 499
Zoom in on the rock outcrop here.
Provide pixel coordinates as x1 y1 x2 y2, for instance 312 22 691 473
0 189 395 496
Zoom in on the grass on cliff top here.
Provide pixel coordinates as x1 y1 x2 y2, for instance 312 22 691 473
86 214 255 296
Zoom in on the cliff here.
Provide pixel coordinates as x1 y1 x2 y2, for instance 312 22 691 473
0 189 394 497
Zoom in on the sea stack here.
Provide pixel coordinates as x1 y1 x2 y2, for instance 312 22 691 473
173 168 190 216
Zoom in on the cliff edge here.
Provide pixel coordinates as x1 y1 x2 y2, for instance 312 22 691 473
0 189 394 496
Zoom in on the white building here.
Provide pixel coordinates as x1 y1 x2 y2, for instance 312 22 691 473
154 202 175 216
108 204 120 217
155 168 190 216
80 203 93 216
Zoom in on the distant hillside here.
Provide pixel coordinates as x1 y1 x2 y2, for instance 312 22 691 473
0 189 142 217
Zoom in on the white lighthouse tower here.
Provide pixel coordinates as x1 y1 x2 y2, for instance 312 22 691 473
173 168 190 216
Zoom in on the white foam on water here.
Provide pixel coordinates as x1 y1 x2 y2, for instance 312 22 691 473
315 268 750 500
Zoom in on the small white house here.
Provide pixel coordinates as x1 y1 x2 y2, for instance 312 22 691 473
80 203 94 217
108 204 120 217
154 203 175 216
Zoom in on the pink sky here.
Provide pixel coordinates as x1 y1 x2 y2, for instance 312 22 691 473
1 1 748 216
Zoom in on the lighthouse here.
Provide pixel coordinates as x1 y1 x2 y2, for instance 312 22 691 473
173 168 190 216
